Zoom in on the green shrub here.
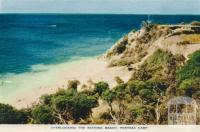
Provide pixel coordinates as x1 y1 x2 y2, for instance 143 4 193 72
94 82 109 96
127 80 146 95
129 105 145 119
114 83 127 100
139 89 156 103
179 77 200 96
102 90 116 105
32 105 54 124
179 77 200 90
52 91 98 122
177 50 200 81
72 93 98 120
0 103 28 124
52 95 72 113
129 105 156 123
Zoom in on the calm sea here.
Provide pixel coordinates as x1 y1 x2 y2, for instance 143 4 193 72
0 14 200 75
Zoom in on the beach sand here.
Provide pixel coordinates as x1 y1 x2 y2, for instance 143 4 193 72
3 57 132 109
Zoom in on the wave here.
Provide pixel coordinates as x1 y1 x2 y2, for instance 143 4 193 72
6 23 57 28
47 25 57 28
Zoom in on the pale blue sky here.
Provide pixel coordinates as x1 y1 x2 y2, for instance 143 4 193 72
0 0 200 14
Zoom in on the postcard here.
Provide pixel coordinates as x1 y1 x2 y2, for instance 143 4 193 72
0 0 200 132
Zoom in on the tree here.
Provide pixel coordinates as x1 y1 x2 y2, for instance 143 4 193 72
102 90 116 112
31 105 54 124
126 80 146 97
72 93 98 121
94 82 109 96
0 103 28 124
139 89 156 103
51 89 98 124
114 83 127 123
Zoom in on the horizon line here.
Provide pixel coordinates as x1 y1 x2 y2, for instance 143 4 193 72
0 13 200 15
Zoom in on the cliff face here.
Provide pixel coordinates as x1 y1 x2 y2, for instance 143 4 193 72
96 22 200 124
104 21 200 68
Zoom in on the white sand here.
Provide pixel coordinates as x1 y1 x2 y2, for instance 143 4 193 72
2 57 131 109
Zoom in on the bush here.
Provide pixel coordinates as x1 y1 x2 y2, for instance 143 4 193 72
139 89 155 102
40 94 53 105
179 77 200 96
52 95 72 113
129 105 145 119
54 88 77 97
113 36 128 54
179 77 200 90
114 83 127 100
177 50 200 81
177 41 190 45
102 90 116 105
115 76 124 84
129 105 156 124
67 80 80 90
132 49 181 81
94 82 109 96
52 91 98 122
32 105 54 124
0 103 28 124
127 80 146 95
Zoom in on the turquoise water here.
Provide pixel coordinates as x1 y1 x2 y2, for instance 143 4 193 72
0 14 200 102
1 14 200 75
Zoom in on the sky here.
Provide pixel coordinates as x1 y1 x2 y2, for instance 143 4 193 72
0 0 200 14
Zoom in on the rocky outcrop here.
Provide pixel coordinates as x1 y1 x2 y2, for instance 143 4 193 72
104 21 200 69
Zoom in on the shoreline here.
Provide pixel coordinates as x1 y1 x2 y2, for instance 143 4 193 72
1 56 132 109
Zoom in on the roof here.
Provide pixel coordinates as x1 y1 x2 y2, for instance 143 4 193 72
168 96 197 105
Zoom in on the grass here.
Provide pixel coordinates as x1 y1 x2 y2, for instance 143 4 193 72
181 34 200 44
177 41 190 45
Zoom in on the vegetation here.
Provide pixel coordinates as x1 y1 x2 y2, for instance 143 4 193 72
1 48 199 124
177 50 200 81
0 103 28 124
94 81 109 96
191 21 200 26
113 36 128 54
115 76 124 84
1 22 200 124
32 105 54 124
181 34 200 44
177 41 190 45
177 50 200 97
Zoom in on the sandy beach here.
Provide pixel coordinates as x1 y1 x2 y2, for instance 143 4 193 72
3 57 131 109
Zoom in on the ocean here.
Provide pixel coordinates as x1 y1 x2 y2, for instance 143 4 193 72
1 14 200 74
0 14 200 102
